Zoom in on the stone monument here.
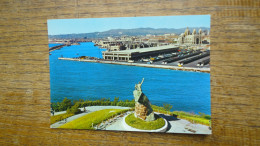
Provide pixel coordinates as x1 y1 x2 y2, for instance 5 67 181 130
133 78 155 121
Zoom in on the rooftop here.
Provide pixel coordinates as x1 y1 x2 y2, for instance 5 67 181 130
103 44 179 54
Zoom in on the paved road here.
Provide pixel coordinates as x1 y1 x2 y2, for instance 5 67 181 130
183 56 210 68
136 52 210 69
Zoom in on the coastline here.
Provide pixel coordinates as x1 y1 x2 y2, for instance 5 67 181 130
58 57 210 73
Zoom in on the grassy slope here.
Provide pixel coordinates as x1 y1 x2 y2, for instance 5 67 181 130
172 111 210 126
125 113 165 130
51 113 74 124
59 109 129 129
151 105 211 126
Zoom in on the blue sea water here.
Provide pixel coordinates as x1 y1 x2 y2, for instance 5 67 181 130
49 42 211 115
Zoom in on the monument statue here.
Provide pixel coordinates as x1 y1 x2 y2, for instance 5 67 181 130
133 78 155 121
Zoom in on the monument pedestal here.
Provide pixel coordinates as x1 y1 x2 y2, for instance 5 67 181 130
133 78 155 121
135 102 148 120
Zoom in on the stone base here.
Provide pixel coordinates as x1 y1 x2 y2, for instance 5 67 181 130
135 102 148 120
135 102 155 121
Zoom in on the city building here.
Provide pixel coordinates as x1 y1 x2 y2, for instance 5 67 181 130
178 28 209 45
102 44 179 61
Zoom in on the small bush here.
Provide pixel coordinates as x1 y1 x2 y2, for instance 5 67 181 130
203 115 211 120
125 113 165 130
163 104 173 112
66 104 81 115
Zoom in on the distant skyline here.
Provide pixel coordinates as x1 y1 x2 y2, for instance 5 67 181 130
48 15 210 35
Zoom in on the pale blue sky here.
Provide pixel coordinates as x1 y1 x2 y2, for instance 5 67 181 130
47 15 210 35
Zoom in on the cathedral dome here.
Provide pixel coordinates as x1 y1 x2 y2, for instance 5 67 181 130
184 27 190 36
192 29 196 35
199 29 202 34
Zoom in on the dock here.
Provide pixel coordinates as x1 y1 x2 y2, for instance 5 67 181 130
102 44 179 61
58 57 210 73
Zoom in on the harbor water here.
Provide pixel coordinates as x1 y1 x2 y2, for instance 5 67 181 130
49 42 211 115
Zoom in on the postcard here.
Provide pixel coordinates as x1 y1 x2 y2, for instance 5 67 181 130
48 15 211 134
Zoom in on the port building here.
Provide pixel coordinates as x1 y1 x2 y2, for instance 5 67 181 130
102 44 179 61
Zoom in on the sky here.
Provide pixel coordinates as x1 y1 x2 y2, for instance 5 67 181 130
47 15 210 35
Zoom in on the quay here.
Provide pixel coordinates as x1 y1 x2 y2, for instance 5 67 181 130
102 44 179 61
58 57 210 73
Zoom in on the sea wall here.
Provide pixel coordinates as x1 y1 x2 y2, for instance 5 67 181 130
58 57 210 73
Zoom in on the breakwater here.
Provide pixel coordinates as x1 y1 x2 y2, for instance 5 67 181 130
58 57 210 73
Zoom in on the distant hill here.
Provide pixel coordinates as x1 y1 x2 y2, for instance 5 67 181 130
48 27 210 39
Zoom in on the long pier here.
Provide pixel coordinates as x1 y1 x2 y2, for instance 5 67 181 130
49 44 68 52
58 57 210 73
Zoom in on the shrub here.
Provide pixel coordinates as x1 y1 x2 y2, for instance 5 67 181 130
66 103 81 115
203 115 211 120
112 97 119 106
66 107 81 115
163 104 173 112
57 97 72 111
51 103 59 112
125 113 165 130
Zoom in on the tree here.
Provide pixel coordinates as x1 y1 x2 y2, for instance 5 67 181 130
51 102 59 112
112 97 119 106
66 104 81 114
58 97 72 111
163 104 173 115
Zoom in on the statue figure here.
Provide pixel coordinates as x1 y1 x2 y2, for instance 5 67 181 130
133 78 155 121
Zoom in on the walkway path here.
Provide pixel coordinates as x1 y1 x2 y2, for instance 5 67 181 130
50 106 131 128
157 113 211 134
105 112 211 134
101 112 132 131
51 107 211 134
